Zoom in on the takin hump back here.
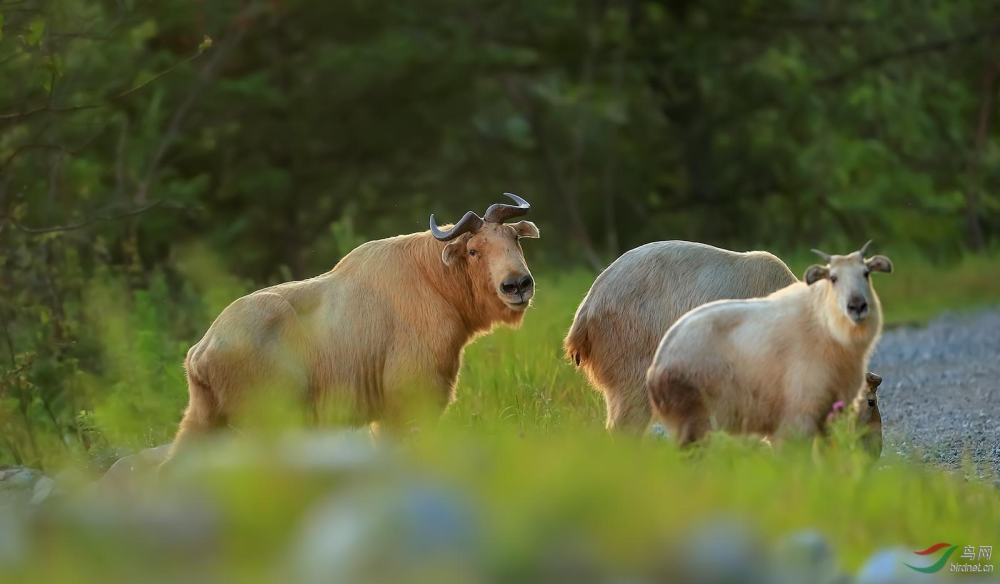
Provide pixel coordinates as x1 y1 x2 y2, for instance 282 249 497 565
564 241 797 433
163 194 540 467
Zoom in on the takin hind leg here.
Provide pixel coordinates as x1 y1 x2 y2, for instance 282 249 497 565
604 386 653 435
675 412 711 447
648 367 712 448
596 359 655 435
159 376 227 474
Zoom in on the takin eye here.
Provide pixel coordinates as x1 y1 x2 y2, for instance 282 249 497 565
830 274 838 284
863 269 871 279
468 249 478 258
868 398 876 408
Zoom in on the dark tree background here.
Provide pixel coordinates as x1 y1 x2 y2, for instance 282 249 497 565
1 0 998 465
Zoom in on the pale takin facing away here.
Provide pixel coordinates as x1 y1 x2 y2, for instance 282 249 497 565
564 241 798 433
646 241 893 446
163 193 539 465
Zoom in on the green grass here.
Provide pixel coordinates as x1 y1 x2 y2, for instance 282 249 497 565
5 251 1000 581
444 270 604 431
448 250 1000 432
7 429 999 581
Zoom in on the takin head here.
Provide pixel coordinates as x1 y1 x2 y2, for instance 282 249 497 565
804 240 893 326
429 193 540 319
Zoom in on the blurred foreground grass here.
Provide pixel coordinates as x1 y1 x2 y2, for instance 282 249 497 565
2 247 999 581
3 430 998 582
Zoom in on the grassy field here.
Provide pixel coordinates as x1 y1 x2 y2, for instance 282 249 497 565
447 248 1000 432
5 249 1000 580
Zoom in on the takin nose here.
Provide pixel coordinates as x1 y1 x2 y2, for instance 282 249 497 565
847 295 869 319
500 274 534 296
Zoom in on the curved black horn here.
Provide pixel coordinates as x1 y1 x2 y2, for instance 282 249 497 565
810 248 832 263
859 239 873 257
483 192 530 223
429 210 484 241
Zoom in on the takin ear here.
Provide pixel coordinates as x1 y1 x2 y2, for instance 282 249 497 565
804 264 830 285
509 220 540 239
441 234 470 267
866 254 893 273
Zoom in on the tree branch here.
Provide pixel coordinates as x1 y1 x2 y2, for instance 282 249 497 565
136 27 244 203
743 15 870 31
0 4 261 237
500 75 604 271
0 42 212 122
818 23 1000 88
0 127 107 175
0 198 182 234
707 22 1000 130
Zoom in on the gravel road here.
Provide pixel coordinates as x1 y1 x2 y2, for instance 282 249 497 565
871 306 1000 473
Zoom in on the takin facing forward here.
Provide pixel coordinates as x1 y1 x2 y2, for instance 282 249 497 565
163 193 539 466
646 241 893 446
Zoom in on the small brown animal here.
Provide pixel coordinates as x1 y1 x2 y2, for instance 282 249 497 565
564 241 797 433
646 241 893 446
853 371 883 457
163 193 540 465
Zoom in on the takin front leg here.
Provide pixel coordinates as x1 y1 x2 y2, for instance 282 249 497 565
773 412 821 444
377 353 453 434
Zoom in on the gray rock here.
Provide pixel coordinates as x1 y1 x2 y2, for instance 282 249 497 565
7 468 38 489
290 482 479 583
856 547 941 583
648 422 670 441
677 520 768 584
63 491 219 557
29 476 56 505
278 430 381 473
772 530 846 584
100 443 173 487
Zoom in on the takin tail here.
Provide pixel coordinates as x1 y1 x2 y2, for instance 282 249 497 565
563 311 592 367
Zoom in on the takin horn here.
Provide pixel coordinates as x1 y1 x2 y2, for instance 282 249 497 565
810 248 833 263
858 239 874 258
483 192 530 224
429 210 484 241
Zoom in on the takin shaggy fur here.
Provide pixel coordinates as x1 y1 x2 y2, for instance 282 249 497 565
164 196 539 466
564 241 798 433
646 243 892 446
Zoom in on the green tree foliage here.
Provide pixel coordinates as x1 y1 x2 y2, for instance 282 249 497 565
1 0 998 466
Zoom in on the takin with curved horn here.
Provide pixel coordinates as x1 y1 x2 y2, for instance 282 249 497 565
161 195 540 470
